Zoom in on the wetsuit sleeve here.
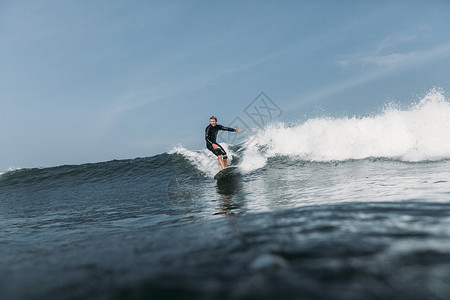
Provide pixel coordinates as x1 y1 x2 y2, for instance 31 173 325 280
218 125 236 132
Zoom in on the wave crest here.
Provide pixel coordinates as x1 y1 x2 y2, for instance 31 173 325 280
169 89 450 174
239 88 450 172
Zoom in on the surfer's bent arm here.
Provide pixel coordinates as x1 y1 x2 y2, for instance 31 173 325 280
205 126 215 146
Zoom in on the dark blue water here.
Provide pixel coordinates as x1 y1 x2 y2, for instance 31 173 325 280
1 151 450 299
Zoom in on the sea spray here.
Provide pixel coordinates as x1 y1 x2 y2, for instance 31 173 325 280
169 144 235 177
238 89 450 172
168 89 450 175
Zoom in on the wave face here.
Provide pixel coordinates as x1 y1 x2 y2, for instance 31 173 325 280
1 89 448 186
2 89 449 181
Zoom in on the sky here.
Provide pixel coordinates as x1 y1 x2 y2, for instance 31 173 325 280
1 0 450 170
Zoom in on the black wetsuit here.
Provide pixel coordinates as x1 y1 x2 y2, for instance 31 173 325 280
205 124 236 158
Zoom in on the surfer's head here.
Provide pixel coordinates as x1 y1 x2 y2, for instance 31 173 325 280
210 116 217 126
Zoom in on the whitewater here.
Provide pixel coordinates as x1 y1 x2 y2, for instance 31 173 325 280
1 89 450 299
173 88 450 174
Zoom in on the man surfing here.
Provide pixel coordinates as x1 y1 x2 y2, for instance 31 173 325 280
205 116 242 169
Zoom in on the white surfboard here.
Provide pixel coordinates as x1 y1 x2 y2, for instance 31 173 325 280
214 166 238 180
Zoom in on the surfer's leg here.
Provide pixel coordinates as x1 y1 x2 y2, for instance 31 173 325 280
216 144 228 168
217 155 225 169
208 144 224 168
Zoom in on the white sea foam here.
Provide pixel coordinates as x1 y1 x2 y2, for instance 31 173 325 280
239 88 450 173
171 89 450 175
0 166 22 176
169 144 235 177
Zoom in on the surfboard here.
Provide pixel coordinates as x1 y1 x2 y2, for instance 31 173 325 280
214 166 238 180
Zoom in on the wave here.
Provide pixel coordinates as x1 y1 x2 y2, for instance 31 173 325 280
238 88 450 172
0 154 188 188
173 88 450 174
3 89 449 182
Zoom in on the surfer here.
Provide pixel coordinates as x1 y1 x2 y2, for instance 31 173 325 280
205 116 242 169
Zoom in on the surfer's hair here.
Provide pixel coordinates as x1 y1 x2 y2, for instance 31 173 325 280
210 116 217 121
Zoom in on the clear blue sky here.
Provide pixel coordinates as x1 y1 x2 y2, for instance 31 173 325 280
1 0 450 170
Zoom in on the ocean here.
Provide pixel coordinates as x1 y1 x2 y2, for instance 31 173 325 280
1 91 450 299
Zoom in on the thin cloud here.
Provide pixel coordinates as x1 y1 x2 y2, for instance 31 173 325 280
337 26 436 70
362 51 418 67
295 41 450 108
